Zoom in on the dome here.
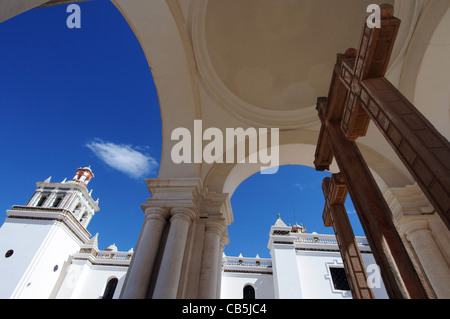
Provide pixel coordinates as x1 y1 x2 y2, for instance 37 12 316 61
197 0 394 127
105 243 118 252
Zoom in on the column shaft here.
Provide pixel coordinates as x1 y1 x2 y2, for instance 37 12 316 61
198 223 224 299
121 208 168 299
152 209 194 299
403 220 450 298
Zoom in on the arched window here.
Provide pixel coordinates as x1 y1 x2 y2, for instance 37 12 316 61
52 195 64 208
80 212 89 225
102 278 118 299
243 285 255 299
36 193 49 207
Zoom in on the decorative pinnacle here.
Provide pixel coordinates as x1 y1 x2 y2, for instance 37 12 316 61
380 3 394 19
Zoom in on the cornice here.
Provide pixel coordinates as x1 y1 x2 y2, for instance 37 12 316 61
6 206 91 243
142 177 233 225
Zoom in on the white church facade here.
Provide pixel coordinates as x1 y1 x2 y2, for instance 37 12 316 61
0 167 388 299
221 218 388 299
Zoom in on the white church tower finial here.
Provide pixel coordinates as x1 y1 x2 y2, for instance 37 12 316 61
72 166 94 186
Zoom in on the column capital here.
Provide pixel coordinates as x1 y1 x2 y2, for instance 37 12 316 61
398 216 431 241
144 207 170 223
199 192 233 226
204 221 225 237
384 183 435 222
170 207 196 223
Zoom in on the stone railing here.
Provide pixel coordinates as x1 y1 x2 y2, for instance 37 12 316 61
293 232 371 252
73 248 133 267
222 255 272 274
224 256 272 267
96 251 133 260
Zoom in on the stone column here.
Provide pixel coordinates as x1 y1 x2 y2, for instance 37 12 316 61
385 183 450 298
152 208 195 299
198 222 225 299
120 207 169 299
401 218 450 299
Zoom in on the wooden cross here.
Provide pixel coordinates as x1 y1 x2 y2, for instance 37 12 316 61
322 173 375 299
316 103 432 298
315 4 450 229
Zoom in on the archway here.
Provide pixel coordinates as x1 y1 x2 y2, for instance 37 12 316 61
200 127 407 259
225 165 364 259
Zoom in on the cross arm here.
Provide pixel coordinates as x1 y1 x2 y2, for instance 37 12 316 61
361 77 450 228
314 97 334 171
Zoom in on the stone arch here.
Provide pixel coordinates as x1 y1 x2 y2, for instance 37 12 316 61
243 284 256 299
112 0 203 179
102 277 119 299
399 0 450 138
107 0 428 187
204 130 408 198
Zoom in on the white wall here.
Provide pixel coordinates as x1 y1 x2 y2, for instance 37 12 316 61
56 260 128 299
0 219 83 298
271 245 303 299
0 219 51 298
220 272 274 299
295 251 389 299
296 251 352 299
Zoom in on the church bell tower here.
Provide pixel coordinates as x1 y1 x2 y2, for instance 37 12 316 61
0 167 100 299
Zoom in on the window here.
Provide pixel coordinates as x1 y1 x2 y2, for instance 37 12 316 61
80 212 89 225
36 194 48 207
52 195 64 208
5 250 14 258
102 278 118 299
73 202 82 217
243 285 255 299
329 267 350 291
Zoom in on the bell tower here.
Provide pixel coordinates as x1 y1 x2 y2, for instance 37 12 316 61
0 167 100 299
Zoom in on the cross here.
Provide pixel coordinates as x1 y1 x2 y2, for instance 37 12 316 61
316 103 431 298
322 173 375 299
315 3 450 229
313 4 437 299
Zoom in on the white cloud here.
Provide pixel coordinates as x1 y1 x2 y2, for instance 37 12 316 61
294 183 306 191
86 139 158 179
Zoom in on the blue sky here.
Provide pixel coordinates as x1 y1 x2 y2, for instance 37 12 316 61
0 0 363 259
